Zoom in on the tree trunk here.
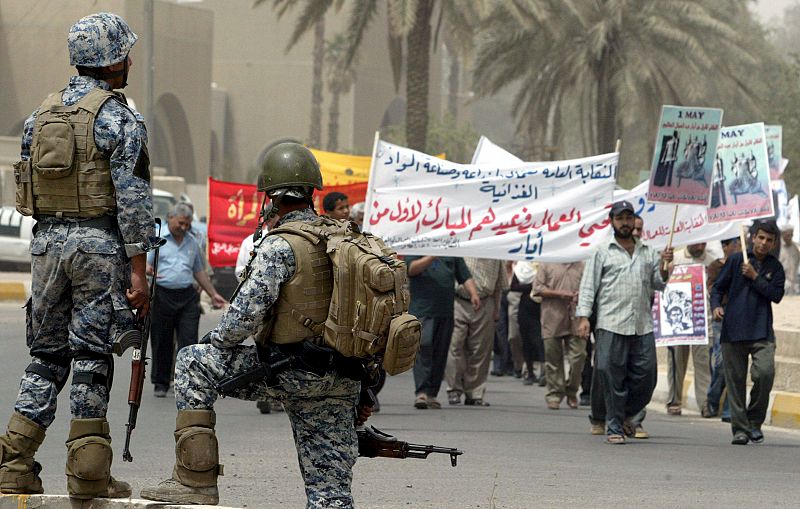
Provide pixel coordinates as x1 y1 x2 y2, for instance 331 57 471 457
594 48 617 154
447 50 460 121
327 90 340 152
406 0 433 152
309 20 325 148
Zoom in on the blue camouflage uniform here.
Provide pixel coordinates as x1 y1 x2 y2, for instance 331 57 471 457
174 207 360 509
14 75 154 428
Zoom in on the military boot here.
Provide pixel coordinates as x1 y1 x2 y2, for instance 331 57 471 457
65 418 131 499
140 409 222 505
0 412 46 494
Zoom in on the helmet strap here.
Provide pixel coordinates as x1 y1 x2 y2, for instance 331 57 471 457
253 192 269 242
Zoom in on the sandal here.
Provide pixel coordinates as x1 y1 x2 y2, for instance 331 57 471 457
606 434 626 445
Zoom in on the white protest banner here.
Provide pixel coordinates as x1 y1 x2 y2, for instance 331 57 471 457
653 264 709 347
472 137 741 254
789 195 800 244
707 123 774 224
765 125 782 180
363 140 617 261
647 105 723 205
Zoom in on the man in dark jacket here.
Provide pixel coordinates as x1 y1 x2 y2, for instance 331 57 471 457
711 220 784 445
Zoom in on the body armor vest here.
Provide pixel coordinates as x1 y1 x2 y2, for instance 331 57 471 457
266 223 333 345
27 88 117 218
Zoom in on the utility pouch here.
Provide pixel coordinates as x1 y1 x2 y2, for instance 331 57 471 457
32 117 76 179
382 313 421 376
13 160 34 216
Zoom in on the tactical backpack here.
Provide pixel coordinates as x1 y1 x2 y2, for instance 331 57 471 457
269 217 421 376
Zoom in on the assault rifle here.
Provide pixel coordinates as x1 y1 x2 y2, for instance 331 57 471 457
357 425 463 467
113 219 167 462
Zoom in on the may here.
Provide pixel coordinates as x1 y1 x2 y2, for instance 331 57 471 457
721 129 745 138
679 110 705 119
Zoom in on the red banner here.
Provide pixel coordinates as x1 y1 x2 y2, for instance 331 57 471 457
208 177 368 267
208 177 264 268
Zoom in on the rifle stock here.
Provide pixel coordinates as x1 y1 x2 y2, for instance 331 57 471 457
357 425 463 467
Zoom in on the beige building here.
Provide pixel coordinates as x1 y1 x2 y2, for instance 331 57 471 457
0 0 451 187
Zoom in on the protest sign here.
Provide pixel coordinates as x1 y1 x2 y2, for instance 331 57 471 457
771 178 789 228
207 177 264 268
647 105 723 205
312 181 368 211
310 148 372 186
765 125 783 180
653 264 708 347
364 140 617 261
472 137 741 254
707 123 774 224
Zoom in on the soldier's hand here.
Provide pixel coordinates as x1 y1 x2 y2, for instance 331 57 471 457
355 403 373 425
127 272 150 317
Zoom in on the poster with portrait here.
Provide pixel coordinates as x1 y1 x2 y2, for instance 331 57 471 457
765 125 782 180
707 123 774 224
653 264 708 347
647 105 724 205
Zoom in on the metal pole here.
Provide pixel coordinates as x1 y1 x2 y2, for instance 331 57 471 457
143 0 155 131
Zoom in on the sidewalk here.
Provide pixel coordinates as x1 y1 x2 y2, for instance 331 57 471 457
0 495 233 509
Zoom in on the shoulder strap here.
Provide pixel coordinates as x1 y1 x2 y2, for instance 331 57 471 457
72 88 115 115
36 91 68 115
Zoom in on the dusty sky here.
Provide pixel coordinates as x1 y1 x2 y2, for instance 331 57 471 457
754 0 796 23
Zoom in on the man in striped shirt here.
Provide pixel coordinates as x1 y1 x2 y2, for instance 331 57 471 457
576 200 673 444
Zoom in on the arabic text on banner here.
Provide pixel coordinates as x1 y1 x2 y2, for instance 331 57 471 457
647 105 723 205
653 264 708 347
364 140 617 261
707 123 774 224
472 137 741 256
207 177 368 267
207 177 265 268
765 125 783 180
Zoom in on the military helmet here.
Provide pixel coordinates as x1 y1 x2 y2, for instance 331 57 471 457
68 12 138 67
258 143 323 194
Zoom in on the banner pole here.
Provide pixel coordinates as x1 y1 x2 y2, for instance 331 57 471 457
663 204 679 270
614 139 621 153
362 131 381 233
740 223 749 265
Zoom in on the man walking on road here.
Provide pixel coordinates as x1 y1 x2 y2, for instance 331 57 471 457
406 256 481 409
0 13 153 499
148 203 226 398
445 258 507 406
533 262 586 410
712 220 784 445
576 201 673 444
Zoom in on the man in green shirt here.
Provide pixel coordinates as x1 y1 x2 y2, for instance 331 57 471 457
406 256 480 409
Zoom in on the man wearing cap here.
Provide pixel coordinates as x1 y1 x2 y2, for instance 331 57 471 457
0 13 152 498
576 200 673 444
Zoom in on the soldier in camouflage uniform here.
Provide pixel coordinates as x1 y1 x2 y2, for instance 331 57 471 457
141 143 371 508
0 13 154 499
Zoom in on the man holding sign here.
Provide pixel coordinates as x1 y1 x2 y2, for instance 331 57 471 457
576 201 673 444
711 220 784 445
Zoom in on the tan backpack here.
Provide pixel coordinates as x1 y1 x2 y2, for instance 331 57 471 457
272 218 421 375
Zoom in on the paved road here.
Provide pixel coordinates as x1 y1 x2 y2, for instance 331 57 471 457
0 304 798 508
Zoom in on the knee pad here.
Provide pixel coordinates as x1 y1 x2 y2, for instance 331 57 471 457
173 427 221 488
65 418 112 498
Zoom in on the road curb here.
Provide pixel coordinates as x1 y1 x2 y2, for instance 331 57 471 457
0 281 26 302
770 391 800 429
0 494 238 509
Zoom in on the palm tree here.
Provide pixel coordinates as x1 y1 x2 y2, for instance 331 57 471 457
254 0 334 148
324 34 358 151
474 0 758 159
